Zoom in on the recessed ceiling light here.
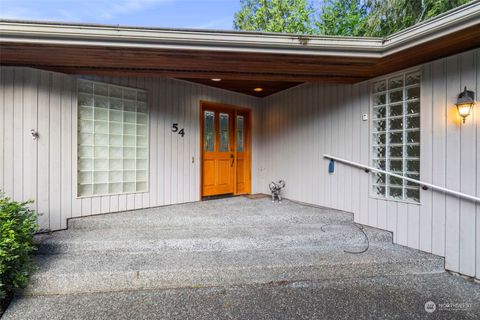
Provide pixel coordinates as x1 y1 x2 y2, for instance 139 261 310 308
211 78 222 82
254 87 263 92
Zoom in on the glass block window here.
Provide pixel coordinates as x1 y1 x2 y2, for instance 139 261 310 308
371 71 420 202
77 80 148 197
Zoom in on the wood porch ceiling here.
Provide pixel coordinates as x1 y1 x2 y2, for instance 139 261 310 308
1 25 479 97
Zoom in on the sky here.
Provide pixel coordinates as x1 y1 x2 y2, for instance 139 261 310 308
0 0 242 30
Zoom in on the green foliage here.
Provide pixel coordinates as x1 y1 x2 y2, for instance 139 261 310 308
361 0 472 37
0 195 38 302
317 0 367 36
234 0 316 34
234 0 472 36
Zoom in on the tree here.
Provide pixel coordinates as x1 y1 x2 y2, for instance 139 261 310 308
234 0 316 34
316 0 368 36
361 0 472 37
234 0 472 37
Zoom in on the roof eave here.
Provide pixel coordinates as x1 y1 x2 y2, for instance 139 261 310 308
0 0 478 59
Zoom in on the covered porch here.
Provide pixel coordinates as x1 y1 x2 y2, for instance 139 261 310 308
1 1 480 291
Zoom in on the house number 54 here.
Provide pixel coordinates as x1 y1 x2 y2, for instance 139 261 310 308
172 123 185 137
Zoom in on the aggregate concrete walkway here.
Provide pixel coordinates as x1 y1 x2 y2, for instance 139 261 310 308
4 197 480 319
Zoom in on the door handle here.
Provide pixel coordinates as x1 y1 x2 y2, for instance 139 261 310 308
230 153 234 166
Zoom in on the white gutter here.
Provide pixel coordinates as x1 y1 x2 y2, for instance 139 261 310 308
0 1 479 58
0 21 382 58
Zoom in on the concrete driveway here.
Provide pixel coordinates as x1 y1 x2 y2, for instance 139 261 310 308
3 197 480 319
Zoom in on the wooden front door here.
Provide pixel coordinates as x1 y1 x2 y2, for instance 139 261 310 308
201 103 251 197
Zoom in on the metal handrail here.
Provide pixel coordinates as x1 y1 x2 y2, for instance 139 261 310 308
324 154 480 203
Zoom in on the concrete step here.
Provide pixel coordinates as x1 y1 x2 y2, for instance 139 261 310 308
67 198 354 231
7 273 480 320
22 198 442 300
35 224 392 254
24 244 444 296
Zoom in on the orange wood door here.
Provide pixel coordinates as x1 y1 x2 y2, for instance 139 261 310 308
202 108 235 196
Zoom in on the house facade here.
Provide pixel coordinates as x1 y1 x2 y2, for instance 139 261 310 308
1 2 480 280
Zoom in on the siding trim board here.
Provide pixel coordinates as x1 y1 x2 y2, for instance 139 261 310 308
1 48 479 279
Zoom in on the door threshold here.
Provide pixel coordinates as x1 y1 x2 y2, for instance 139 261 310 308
202 194 235 201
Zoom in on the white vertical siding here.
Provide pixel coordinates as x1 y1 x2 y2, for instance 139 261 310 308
23 69 38 216
445 55 462 272
0 69 4 201
428 58 447 256
12 69 23 202
0 67 260 232
476 49 480 279
259 49 480 279
359 82 371 230
49 73 62 230
3 68 14 199
459 52 477 277
60 75 73 229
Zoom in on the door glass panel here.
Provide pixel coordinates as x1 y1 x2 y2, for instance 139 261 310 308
219 113 229 152
204 111 214 152
237 116 244 152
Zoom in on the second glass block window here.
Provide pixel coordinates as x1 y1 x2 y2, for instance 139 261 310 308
77 79 148 197
371 71 420 202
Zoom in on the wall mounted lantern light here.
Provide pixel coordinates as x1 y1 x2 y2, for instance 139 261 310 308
455 86 475 124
